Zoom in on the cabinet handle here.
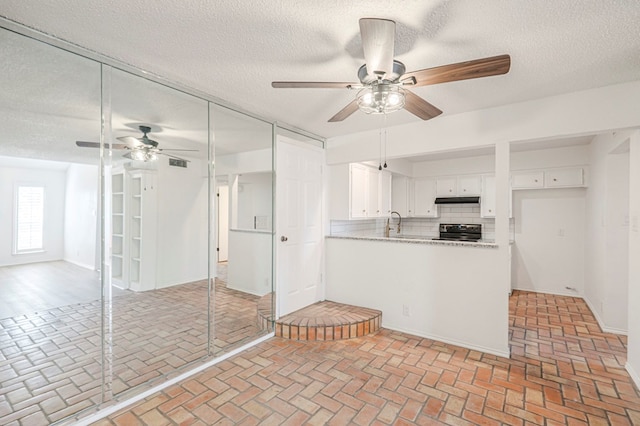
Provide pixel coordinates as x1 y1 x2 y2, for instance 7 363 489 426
362 210 366 213
376 210 380 213
489 209 492 212
534 179 538 182
449 189 453 192
463 189 466 192
553 178 557 181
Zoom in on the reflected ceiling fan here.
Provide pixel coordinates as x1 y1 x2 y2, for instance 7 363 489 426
272 18 511 122
76 125 197 162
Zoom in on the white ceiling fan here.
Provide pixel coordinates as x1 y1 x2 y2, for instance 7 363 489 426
272 18 511 122
76 125 197 162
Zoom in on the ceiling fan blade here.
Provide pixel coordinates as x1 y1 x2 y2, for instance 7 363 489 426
404 54 511 87
76 141 129 149
158 152 191 162
403 90 443 121
76 141 100 148
359 18 396 79
116 135 144 148
328 99 359 122
122 152 133 160
272 81 359 89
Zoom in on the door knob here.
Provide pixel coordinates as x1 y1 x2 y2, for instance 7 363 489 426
280 236 288 242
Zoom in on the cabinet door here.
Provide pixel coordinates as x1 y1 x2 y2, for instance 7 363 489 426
458 176 481 196
436 177 457 197
349 164 367 218
481 176 496 218
414 178 438 217
545 167 584 187
379 170 392 217
367 167 380 217
407 179 415 217
391 175 408 217
511 171 544 189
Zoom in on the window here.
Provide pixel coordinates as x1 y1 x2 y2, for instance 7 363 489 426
15 185 45 253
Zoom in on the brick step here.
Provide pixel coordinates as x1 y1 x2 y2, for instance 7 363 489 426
274 301 382 341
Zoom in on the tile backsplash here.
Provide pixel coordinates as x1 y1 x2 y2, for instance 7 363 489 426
330 204 514 241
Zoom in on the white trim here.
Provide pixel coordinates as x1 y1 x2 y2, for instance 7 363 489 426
583 296 628 335
74 333 274 426
626 362 640 391
383 324 511 359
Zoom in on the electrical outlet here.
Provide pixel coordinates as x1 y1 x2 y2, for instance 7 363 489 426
402 304 410 317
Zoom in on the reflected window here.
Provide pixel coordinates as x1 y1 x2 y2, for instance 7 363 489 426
14 185 45 253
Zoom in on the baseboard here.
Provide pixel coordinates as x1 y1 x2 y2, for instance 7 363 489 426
383 323 510 359
63 258 96 271
583 297 628 335
74 333 274 426
226 284 271 297
626 362 640 391
511 286 580 298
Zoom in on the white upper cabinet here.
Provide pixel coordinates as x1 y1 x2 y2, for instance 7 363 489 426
511 167 585 190
328 163 393 220
391 175 409 217
511 171 544 189
545 167 584 187
480 175 512 218
458 176 482 196
349 163 368 218
436 175 481 197
435 177 457 197
413 178 439 217
379 170 392 217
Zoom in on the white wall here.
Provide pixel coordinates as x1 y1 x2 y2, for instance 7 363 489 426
326 81 640 164
626 130 640 390
584 132 632 333
216 148 272 175
237 172 272 230
155 159 209 288
511 188 586 295
64 163 98 270
0 162 66 266
227 230 272 296
326 238 509 357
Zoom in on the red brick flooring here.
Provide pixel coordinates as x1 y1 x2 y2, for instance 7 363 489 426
96 290 640 425
0 263 266 425
275 301 382 341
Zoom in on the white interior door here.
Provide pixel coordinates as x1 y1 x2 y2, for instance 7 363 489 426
217 185 229 262
276 138 323 317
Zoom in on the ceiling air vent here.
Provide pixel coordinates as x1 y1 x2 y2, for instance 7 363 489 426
169 158 188 168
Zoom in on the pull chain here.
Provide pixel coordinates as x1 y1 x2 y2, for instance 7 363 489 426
383 114 388 168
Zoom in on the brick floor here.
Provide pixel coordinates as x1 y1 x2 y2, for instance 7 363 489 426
0 263 266 425
98 290 640 425
275 301 381 341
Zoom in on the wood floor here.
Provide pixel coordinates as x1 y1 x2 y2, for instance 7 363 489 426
0 261 100 319
97 291 640 426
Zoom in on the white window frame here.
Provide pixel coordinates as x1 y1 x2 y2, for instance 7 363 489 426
13 183 46 255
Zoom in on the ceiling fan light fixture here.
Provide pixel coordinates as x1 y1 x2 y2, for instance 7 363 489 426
357 84 405 115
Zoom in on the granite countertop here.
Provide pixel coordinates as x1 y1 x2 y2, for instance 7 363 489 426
326 234 500 248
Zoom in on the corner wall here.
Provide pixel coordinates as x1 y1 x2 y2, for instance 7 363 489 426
626 130 640 388
584 132 632 333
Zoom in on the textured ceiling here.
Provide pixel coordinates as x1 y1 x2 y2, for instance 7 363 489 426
2 0 640 143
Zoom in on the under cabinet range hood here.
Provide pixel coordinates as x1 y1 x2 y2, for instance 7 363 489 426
434 196 480 204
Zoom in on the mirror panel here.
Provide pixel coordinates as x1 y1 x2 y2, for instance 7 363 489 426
211 103 274 354
108 68 211 395
0 27 103 422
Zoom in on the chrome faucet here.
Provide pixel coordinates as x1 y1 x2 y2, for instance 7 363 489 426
390 211 402 234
